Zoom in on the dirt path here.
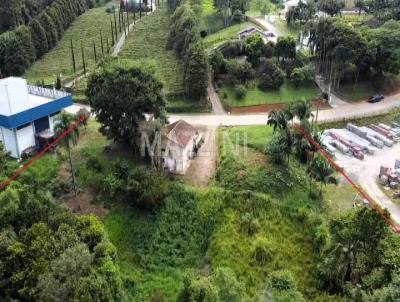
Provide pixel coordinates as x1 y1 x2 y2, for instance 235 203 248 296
182 127 217 187
208 82 226 115
113 0 157 56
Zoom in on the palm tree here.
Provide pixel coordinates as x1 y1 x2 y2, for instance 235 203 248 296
308 156 336 197
293 99 314 122
267 110 288 132
54 112 80 196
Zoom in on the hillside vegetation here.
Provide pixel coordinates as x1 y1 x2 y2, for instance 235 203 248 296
26 7 117 83
119 8 184 97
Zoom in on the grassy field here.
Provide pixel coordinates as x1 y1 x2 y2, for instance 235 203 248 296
203 21 261 49
25 7 119 84
335 75 400 102
119 8 185 99
219 80 320 107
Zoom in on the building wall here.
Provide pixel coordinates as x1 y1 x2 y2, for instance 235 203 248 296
0 78 30 116
1 127 18 158
17 124 36 155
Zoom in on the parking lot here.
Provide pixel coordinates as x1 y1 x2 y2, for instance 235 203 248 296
321 122 400 225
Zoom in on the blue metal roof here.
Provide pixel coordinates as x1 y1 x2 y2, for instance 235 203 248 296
0 95 73 129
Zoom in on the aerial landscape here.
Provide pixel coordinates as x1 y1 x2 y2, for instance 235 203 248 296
2 0 400 301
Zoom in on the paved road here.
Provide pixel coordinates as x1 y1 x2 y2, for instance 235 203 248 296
169 93 400 126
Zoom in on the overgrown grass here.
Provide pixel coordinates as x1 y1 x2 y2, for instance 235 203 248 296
25 7 118 84
100 123 351 301
119 8 184 98
219 80 320 107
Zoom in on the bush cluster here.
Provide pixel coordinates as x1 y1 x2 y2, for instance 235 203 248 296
0 0 95 76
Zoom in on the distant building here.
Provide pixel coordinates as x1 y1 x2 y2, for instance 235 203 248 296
0 77 73 158
238 27 276 43
162 120 202 173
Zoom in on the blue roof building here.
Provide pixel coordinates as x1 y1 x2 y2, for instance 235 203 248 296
0 77 73 158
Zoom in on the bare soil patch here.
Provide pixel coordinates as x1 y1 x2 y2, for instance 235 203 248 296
61 189 109 219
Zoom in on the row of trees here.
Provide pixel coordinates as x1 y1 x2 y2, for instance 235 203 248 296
0 0 56 33
168 1 209 101
0 0 95 77
306 18 400 89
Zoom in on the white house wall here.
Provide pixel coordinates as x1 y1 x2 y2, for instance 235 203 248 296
17 124 35 155
1 127 18 158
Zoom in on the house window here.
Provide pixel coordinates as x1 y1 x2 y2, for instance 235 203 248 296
16 122 31 130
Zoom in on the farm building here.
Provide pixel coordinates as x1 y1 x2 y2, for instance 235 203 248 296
0 77 73 158
162 120 202 174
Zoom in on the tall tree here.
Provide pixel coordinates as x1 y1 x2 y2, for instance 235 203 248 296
184 41 209 101
86 62 166 148
54 112 80 196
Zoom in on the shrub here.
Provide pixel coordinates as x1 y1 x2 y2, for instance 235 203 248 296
234 84 247 100
290 63 315 87
220 40 242 58
210 50 227 75
232 9 244 23
290 68 305 87
258 59 285 90
252 236 273 265
105 2 115 13
270 270 296 291
226 60 253 84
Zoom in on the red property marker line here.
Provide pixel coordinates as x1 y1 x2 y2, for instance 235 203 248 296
0 115 87 191
294 123 400 234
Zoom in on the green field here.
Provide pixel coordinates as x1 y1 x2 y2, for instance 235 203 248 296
335 75 400 102
119 8 184 97
203 22 261 49
25 7 119 84
219 80 320 107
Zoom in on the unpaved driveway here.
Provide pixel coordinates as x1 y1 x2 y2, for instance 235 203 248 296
335 143 400 225
182 126 217 187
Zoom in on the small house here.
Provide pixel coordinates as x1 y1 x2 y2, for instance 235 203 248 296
0 77 74 158
162 120 202 173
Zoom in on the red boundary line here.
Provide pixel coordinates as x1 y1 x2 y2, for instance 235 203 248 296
0 115 87 191
294 123 400 234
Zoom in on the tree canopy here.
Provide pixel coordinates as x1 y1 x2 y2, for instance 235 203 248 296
86 62 166 147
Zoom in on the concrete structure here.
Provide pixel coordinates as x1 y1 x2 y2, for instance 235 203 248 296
0 77 73 158
162 120 202 174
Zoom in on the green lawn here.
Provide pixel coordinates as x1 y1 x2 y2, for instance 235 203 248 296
119 7 185 97
219 80 320 107
203 22 261 49
25 7 119 84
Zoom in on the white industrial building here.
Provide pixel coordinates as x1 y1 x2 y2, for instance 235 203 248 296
0 77 74 158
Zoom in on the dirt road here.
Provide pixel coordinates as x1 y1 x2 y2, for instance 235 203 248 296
182 127 217 187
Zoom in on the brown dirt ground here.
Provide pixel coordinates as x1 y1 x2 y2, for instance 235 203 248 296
61 189 109 219
182 126 217 187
